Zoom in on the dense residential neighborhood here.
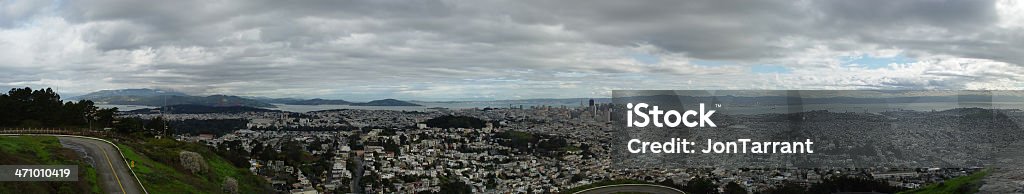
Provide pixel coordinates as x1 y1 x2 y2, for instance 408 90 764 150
118 102 1009 193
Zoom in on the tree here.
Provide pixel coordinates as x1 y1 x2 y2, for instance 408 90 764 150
145 117 167 134
179 151 208 174
0 87 114 128
222 177 239 194
92 106 116 128
282 140 310 166
382 139 401 155
217 140 251 168
256 143 279 161
685 177 718 194
252 143 265 159
438 179 471 194
723 182 747 194
114 118 143 134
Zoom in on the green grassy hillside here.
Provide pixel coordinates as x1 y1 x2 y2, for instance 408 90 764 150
0 136 101 194
899 170 989 194
117 138 271 193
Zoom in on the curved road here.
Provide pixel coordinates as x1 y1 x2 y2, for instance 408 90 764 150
0 134 145 193
573 184 686 194
57 136 145 194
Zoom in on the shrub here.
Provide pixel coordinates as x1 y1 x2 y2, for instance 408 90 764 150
179 151 208 174
222 177 239 194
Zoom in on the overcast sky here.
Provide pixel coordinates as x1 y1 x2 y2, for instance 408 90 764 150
1 0 1023 101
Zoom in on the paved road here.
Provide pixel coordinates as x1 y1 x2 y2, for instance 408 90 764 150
573 184 686 194
351 157 365 194
58 136 145 194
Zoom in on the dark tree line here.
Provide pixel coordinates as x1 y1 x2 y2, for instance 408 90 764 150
216 140 251 168
0 87 115 128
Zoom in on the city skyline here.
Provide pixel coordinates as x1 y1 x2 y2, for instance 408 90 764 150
2 0 1024 101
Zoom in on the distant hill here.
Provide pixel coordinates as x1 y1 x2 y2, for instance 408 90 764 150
284 98 352 105
69 88 187 100
74 89 275 108
244 97 303 104
127 104 279 114
351 99 421 106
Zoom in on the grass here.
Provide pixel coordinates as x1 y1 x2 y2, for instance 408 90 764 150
117 138 270 193
899 170 989 194
117 143 202 193
0 136 100 194
83 167 102 193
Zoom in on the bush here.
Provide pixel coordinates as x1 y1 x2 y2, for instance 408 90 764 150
179 151 208 174
223 177 239 194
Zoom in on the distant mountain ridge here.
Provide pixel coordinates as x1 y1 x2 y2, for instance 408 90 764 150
74 88 424 107
69 88 187 100
244 97 304 104
351 99 421 106
126 104 279 114
285 98 352 105
73 89 275 108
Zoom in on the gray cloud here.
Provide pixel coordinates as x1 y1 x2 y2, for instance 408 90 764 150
0 0 1022 100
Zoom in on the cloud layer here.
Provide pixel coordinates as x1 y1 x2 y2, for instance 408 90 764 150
1 0 1023 100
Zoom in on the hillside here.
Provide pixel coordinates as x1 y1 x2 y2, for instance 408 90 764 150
0 136 101 193
75 89 423 108
899 170 988 194
75 89 275 108
127 104 279 114
117 138 271 193
284 98 352 105
69 88 187 100
351 99 421 106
